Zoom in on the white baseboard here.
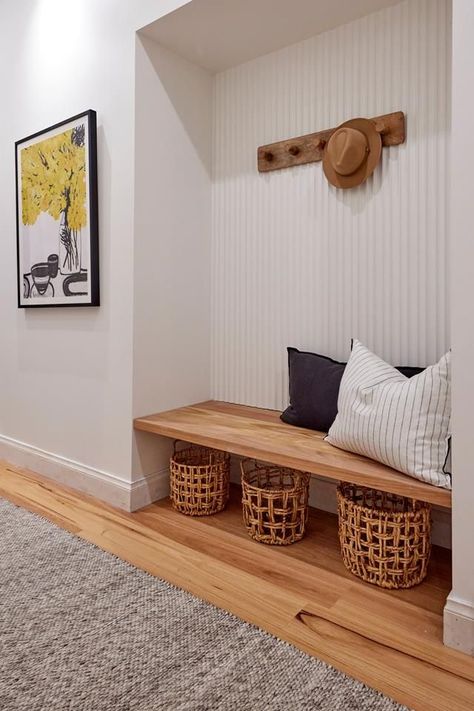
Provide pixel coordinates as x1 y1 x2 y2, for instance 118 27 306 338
443 593 474 656
0 433 169 512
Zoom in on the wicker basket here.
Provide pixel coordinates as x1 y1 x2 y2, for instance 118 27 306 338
170 442 230 516
241 459 310 545
337 482 431 589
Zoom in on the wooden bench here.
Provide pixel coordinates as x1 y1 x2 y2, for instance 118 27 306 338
134 400 452 508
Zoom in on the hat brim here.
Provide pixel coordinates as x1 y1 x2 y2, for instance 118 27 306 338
323 118 382 189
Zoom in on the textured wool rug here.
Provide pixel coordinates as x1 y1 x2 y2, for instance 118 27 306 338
0 498 408 711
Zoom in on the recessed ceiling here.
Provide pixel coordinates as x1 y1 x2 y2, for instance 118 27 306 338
140 0 402 73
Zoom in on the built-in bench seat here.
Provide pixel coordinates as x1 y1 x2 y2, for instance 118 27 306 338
134 400 451 508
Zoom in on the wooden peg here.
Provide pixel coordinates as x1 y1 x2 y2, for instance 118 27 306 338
257 110 405 173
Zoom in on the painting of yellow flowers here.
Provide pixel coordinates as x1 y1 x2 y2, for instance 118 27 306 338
15 110 99 307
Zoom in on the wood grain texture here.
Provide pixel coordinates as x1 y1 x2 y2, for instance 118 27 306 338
257 111 405 172
134 401 452 508
0 463 472 711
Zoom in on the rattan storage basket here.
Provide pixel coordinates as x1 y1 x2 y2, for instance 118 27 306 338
241 459 310 545
337 482 431 589
170 442 230 516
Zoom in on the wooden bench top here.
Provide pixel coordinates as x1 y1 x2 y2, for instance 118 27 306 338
134 400 452 508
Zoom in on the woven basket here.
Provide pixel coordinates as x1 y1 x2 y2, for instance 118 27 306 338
241 460 310 545
170 442 230 516
337 482 431 589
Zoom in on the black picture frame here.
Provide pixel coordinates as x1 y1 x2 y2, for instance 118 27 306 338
15 109 99 308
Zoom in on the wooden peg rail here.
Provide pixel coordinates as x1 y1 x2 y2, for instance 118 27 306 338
257 110 405 173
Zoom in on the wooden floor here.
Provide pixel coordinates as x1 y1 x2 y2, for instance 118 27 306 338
0 462 473 711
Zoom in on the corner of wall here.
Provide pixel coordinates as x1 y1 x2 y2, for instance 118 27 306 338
131 32 213 503
443 593 474 656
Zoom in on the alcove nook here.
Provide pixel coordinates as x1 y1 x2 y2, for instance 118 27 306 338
1 1 473 706
130 0 472 690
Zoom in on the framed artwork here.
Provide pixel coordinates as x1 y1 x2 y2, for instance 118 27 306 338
15 110 99 307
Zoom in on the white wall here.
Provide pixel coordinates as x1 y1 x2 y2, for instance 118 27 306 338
444 0 474 656
131 36 212 504
212 0 451 410
0 0 187 506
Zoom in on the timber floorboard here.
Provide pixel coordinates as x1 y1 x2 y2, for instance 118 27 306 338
0 462 473 711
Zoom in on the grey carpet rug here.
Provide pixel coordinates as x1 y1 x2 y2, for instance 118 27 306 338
0 498 408 711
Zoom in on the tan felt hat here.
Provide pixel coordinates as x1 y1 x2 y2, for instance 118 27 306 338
323 117 382 189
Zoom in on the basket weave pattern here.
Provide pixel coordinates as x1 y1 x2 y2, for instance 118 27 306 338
241 460 310 545
170 443 230 516
337 483 431 589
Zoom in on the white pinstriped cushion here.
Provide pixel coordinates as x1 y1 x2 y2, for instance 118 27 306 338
325 340 451 489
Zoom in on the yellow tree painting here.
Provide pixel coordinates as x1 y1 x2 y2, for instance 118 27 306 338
21 125 86 274
15 110 99 308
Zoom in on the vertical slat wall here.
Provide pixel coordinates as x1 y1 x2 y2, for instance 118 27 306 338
211 0 451 410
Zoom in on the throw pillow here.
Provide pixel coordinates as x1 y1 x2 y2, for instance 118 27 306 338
280 347 424 433
325 340 451 489
281 349 345 432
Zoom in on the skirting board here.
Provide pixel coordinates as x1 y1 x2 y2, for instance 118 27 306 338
0 433 168 512
444 593 474 656
130 468 169 510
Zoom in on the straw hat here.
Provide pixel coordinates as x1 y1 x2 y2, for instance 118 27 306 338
323 118 382 189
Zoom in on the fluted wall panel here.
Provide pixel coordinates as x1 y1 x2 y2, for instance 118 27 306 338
211 0 451 410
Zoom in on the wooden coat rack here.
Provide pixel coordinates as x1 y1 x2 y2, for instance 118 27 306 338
257 111 405 173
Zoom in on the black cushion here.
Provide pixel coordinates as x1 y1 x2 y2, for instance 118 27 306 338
281 347 424 433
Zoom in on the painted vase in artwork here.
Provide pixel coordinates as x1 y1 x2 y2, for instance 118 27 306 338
59 210 81 275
